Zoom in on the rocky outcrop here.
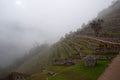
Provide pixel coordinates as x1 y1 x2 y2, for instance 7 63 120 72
84 55 97 67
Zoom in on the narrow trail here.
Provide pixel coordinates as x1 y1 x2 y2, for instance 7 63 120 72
97 54 120 80
76 35 120 45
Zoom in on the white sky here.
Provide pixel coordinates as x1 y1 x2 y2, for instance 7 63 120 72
0 0 114 66
0 0 114 42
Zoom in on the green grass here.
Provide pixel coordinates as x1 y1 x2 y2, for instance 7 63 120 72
63 43 79 55
82 49 93 54
63 41 79 55
67 38 86 48
102 31 120 36
53 46 66 60
27 73 48 80
46 65 69 73
74 36 99 46
60 46 69 59
49 60 109 80
66 38 93 54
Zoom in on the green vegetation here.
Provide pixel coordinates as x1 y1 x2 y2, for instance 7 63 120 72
49 61 109 80
63 42 78 56
89 19 104 37
75 37 99 46
3 1 120 80
46 66 68 73
102 31 120 37
60 46 69 59
64 40 79 55
27 73 48 80
67 38 93 54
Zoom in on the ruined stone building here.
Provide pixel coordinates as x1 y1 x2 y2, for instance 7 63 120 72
0 72 29 80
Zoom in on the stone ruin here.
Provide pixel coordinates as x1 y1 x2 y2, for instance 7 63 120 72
52 58 81 66
0 72 29 80
42 70 55 76
94 43 120 54
84 55 97 67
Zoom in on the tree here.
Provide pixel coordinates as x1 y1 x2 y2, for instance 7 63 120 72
89 19 104 37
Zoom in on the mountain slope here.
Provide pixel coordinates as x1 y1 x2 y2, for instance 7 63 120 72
79 0 120 38
2 0 120 80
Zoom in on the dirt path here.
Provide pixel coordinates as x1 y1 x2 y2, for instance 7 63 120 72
76 35 120 45
97 54 120 80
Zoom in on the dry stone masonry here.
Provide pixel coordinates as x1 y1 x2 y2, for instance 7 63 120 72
84 55 97 67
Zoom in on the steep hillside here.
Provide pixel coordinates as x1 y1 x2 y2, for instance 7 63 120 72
0 44 50 77
17 35 100 73
24 35 120 80
79 0 120 38
2 1 120 80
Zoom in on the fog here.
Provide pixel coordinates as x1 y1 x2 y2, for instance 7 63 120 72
0 0 114 67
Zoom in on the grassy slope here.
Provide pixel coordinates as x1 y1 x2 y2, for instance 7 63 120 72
74 36 99 46
18 1 120 80
49 61 109 80
19 35 111 80
27 73 48 80
66 38 94 54
19 35 116 80
27 60 109 80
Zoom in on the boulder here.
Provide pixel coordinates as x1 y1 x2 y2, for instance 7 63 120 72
84 55 97 67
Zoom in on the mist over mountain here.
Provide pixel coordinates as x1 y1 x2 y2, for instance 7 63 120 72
79 0 120 37
11 0 120 78
0 0 113 67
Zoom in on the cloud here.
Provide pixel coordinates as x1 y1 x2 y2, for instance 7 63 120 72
0 0 113 67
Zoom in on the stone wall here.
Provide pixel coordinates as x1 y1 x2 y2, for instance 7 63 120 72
84 55 97 67
52 58 81 66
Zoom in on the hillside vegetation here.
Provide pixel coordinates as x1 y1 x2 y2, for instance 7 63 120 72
2 1 120 80
18 1 120 80
79 0 120 38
